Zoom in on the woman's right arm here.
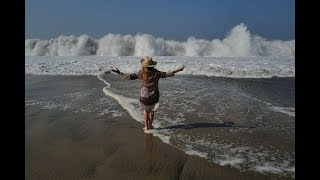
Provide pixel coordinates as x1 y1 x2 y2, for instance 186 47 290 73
111 68 139 80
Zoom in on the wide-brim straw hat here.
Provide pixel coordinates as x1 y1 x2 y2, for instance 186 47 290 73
140 56 157 67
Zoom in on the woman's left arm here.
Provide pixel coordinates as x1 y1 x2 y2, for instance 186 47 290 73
161 66 185 78
173 66 184 74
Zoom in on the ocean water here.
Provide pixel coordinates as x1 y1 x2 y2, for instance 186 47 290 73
25 56 295 178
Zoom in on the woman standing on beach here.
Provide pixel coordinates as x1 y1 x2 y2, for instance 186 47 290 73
112 56 184 131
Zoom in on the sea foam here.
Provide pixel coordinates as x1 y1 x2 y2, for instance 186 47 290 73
25 56 294 78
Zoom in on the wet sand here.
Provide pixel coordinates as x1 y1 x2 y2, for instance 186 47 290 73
25 75 292 179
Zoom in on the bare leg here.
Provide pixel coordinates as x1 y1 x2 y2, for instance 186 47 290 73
148 111 154 129
143 110 149 131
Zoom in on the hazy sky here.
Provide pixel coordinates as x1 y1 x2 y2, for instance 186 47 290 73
25 0 295 41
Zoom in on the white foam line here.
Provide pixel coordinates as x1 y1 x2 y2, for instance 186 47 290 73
97 73 111 87
102 87 143 123
240 92 272 106
145 130 171 144
218 158 245 167
255 164 283 174
184 149 208 159
268 106 295 117
240 92 295 117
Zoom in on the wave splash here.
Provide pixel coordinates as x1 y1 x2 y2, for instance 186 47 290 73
25 24 294 57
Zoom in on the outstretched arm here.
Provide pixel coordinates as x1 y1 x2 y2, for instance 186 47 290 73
111 68 123 75
111 68 139 80
173 66 184 74
162 66 185 77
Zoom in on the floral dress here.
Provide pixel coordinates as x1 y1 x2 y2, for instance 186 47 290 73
122 69 174 112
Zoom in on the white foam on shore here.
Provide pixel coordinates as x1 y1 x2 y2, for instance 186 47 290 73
173 134 295 177
240 93 272 106
241 92 295 117
255 164 283 174
145 130 171 144
254 161 295 176
184 147 208 159
102 87 143 123
269 106 295 117
25 56 295 78
25 89 114 114
97 74 111 87
217 157 245 167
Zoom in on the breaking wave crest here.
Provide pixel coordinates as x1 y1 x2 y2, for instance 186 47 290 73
25 24 294 57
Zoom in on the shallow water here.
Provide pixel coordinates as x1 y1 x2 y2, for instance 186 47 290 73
25 74 295 178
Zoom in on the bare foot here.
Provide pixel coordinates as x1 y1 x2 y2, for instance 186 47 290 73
143 127 148 131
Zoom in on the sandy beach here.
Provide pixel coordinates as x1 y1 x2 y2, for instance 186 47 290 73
25 75 293 180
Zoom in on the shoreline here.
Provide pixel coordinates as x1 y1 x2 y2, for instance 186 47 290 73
25 74 294 179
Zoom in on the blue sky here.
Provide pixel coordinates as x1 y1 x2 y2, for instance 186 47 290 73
25 0 295 41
